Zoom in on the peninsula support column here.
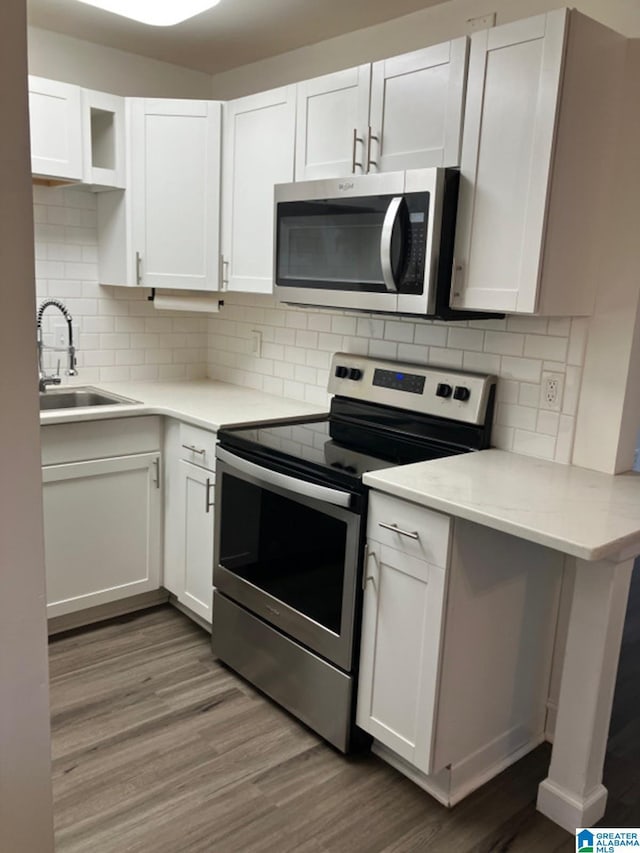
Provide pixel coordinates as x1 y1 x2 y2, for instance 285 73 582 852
537 555 633 831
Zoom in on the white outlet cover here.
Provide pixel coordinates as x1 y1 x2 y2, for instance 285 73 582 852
540 371 565 412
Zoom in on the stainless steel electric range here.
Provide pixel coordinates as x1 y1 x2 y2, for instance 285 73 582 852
212 353 497 752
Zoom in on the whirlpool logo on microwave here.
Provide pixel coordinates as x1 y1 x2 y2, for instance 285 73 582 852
338 181 354 191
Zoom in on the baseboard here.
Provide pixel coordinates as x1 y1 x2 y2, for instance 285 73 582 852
47 589 170 635
373 726 545 807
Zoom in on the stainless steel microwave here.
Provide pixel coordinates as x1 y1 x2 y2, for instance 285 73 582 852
274 168 464 318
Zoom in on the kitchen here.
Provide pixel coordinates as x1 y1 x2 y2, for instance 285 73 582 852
2 0 640 850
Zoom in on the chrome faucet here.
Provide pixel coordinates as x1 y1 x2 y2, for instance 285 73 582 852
36 299 78 392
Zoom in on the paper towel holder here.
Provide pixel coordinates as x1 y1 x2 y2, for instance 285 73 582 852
146 288 225 309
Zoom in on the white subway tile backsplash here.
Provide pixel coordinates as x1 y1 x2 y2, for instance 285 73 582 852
568 318 589 366
500 356 543 383
414 324 448 347
537 410 560 436
331 315 358 336
512 429 556 460
447 326 484 352
385 320 415 343
484 331 524 357
524 334 569 363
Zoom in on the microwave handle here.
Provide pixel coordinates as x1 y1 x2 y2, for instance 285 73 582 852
380 196 403 293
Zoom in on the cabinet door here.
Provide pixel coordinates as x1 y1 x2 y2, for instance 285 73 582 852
356 542 446 774
295 65 371 180
42 452 161 618
369 39 468 172
222 86 296 293
175 460 215 623
130 99 222 291
29 76 83 181
82 88 126 189
451 10 567 313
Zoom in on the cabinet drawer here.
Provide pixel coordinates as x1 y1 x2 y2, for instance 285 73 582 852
367 491 451 569
41 416 161 466
179 422 217 470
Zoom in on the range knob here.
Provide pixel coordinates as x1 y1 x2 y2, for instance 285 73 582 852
348 368 363 381
453 386 471 401
334 365 348 378
436 383 453 399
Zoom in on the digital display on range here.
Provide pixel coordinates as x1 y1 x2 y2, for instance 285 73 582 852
373 368 425 394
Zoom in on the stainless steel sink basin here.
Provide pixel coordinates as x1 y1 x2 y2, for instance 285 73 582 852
39 387 140 411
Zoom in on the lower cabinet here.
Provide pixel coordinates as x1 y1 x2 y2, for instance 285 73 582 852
164 420 216 626
357 490 562 804
41 417 162 619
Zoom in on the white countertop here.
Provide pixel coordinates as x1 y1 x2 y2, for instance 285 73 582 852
363 449 640 562
39 379 326 430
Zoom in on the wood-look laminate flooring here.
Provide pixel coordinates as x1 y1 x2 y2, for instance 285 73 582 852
49 566 640 853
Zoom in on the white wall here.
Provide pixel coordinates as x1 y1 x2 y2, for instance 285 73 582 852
28 25 212 97
34 186 208 384
0 2 54 850
209 0 640 98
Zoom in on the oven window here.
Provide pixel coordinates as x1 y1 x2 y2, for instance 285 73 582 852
219 473 347 634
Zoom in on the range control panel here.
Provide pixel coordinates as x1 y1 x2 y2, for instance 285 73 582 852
327 353 497 426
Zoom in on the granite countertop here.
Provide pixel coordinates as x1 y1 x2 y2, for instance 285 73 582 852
39 379 326 430
363 448 640 562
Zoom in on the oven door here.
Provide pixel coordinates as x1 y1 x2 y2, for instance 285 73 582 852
213 447 362 672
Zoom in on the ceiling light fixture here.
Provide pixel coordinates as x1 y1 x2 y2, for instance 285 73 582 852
75 0 222 27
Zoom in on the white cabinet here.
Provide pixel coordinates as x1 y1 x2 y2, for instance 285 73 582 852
357 494 450 772
294 40 468 181
164 420 216 626
451 10 624 315
357 491 562 804
41 418 162 619
29 76 83 181
98 98 222 291
295 65 371 180
81 88 126 189
368 40 468 173
221 86 296 293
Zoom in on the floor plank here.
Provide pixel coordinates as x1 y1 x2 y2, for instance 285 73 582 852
50 565 640 852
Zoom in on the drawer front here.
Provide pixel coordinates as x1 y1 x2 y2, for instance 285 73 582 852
41 416 161 466
367 491 451 568
179 422 217 471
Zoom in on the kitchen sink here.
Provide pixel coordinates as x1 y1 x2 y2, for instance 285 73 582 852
39 387 141 411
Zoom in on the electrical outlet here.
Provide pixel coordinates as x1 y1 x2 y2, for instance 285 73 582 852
540 371 564 412
466 12 496 32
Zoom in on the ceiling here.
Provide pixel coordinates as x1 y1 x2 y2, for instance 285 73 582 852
27 0 449 76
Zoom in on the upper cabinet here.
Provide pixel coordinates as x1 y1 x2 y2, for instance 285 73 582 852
221 86 296 293
451 10 624 316
295 65 371 180
294 39 468 181
98 99 222 291
29 77 84 182
81 88 126 189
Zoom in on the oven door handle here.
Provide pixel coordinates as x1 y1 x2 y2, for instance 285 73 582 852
216 447 353 508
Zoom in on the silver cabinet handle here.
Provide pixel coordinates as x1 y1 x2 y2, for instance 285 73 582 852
217 446 352 509
351 128 363 173
451 257 464 300
378 521 419 540
135 251 142 285
205 477 214 513
380 196 403 294
366 125 379 172
362 544 377 591
182 443 206 455
152 457 160 489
